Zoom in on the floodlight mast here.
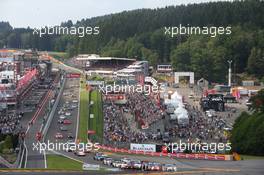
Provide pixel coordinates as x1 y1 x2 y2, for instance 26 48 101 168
228 60 232 87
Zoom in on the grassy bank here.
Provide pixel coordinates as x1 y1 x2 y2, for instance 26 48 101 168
89 90 103 142
240 155 264 160
48 51 69 60
47 155 82 170
78 79 89 143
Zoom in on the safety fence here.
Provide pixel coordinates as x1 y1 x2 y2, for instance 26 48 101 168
98 145 233 161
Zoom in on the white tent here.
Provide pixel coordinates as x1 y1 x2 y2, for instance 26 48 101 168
164 90 188 125
164 98 181 108
174 106 189 125
177 112 189 125
174 106 188 115
171 91 182 102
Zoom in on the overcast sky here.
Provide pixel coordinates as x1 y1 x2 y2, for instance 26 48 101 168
0 0 226 28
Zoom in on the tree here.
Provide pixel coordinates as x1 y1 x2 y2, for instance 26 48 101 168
124 38 143 58
247 47 264 78
231 111 264 156
171 42 191 72
249 89 264 113
141 47 158 66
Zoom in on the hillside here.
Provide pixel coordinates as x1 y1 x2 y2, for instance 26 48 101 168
0 0 263 82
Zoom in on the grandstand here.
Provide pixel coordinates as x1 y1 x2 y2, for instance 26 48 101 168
75 54 136 71
0 49 51 110
157 64 173 73
116 61 149 78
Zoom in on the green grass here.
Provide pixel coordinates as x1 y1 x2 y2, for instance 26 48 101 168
0 152 17 163
89 90 103 142
240 155 264 160
48 51 69 60
47 155 82 170
78 79 90 143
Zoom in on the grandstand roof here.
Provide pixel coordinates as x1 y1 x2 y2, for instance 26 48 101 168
117 68 141 73
76 54 136 61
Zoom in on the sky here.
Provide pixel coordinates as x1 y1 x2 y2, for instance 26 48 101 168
0 0 225 28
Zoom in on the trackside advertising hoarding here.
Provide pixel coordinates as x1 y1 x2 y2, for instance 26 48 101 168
130 143 156 152
66 73 81 78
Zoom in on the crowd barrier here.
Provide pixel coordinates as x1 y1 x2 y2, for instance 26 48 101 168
98 145 233 161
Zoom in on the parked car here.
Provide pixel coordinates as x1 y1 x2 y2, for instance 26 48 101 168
55 132 63 139
65 142 76 152
59 115 66 120
206 110 216 117
245 99 252 106
141 161 150 170
72 100 78 103
75 150 86 156
65 112 71 116
128 160 142 169
58 110 64 115
58 119 64 124
71 104 77 109
112 160 123 168
63 119 72 125
60 126 68 131
67 133 74 139
145 162 162 171
93 152 107 161
162 164 177 171
103 157 113 166
120 161 129 169
121 158 131 163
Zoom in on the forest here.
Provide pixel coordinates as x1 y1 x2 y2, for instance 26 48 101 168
231 89 264 156
0 0 263 82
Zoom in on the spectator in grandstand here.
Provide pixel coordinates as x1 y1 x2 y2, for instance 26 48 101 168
103 103 147 146
0 113 22 135
126 92 163 127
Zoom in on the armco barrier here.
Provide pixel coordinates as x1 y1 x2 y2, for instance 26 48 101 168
98 145 233 161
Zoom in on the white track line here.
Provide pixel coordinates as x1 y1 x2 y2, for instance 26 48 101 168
75 79 81 142
24 142 28 168
44 148 47 168
18 146 25 168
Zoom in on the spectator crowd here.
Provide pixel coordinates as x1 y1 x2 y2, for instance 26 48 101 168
126 92 163 128
104 102 147 145
0 112 22 135
103 92 229 150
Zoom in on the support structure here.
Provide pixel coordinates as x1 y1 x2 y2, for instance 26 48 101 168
228 60 232 87
174 72 194 87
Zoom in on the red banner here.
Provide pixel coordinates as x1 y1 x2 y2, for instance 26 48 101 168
87 130 96 134
67 73 81 78
16 68 37 91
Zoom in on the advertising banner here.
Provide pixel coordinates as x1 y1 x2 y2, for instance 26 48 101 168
67 73 81 78
130 143 156 152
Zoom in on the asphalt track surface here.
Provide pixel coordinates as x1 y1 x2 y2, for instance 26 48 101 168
23 75 60 169
45 77 79 148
